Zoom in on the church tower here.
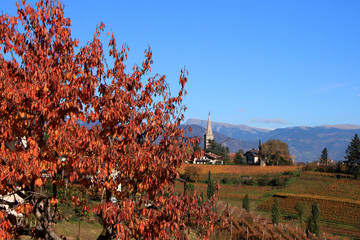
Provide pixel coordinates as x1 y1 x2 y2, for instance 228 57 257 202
204 112 214 149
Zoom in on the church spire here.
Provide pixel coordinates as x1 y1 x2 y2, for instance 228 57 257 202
206 112 213 136
204 112 214 149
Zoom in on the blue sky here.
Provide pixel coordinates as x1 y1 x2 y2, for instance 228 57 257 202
3 0 360 129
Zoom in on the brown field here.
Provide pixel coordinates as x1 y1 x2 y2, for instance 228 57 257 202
280 171 360 200
178 164 299 175
256 171 360 239
257 193 360 226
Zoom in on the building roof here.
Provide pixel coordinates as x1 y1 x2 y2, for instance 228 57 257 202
205 152 222 159
228 153 236 160
245 150 258 157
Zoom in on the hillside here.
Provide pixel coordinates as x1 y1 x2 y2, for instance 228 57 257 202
257 171 360 238
184 118 360 163
185 118 270 141
181 124 258 153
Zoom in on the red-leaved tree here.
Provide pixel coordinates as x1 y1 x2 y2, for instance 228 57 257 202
0 1 218 239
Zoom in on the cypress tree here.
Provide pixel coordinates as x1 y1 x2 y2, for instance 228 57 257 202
206 171 215 199
345 133 360 163
243 194 250 212
307 201 321 236
320 148 328 164
271 197 280 225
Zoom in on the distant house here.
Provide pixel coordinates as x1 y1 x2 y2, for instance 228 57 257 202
245 150 260 165
204 152 223 165
315 158 337 165
191 150 223 165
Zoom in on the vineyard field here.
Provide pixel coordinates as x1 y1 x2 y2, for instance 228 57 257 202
257 193 360 226
178 165 300 181
175 182 274 206
279 171 360 200
178 165 299 175
257 171 360 238
176 165 360 238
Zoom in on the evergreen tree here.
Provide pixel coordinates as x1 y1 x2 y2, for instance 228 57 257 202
234 149 244 165
243 194 250 212
320 147 328 164
271 197 280 225
206 171 215 199
345 133 360 163
258 139 262 151
307 201 321 236
193 143 201 152
206 139 230 164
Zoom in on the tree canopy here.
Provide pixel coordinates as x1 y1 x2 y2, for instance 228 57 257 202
234 149 245 165
0 1 218 239
206 139 229 164
261 139 292 165
345 133 360 163
320 147 328 164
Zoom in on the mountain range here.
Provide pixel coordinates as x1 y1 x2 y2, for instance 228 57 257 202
183 118 360 163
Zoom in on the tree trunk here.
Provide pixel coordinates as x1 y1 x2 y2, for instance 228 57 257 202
34 207 62 240
97 226 114 240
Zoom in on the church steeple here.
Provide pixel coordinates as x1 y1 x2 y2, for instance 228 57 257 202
204 112 214 149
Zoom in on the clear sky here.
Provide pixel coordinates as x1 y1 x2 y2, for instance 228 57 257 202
3 0 360 129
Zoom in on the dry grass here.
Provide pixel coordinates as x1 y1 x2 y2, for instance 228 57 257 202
21 220 103 240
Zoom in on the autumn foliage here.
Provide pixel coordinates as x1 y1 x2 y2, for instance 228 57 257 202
0 0 218 239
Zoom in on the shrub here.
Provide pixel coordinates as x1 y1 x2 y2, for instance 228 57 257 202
221 177 230 184
257 177 271 186
243 177 256 186
269 178 288 187
184 165 201 182
186 183 196 195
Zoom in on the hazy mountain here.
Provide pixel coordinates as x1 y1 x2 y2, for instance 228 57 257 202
181 124 258 153
265 125 360 162
184 119 360 163
184 118 270 141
